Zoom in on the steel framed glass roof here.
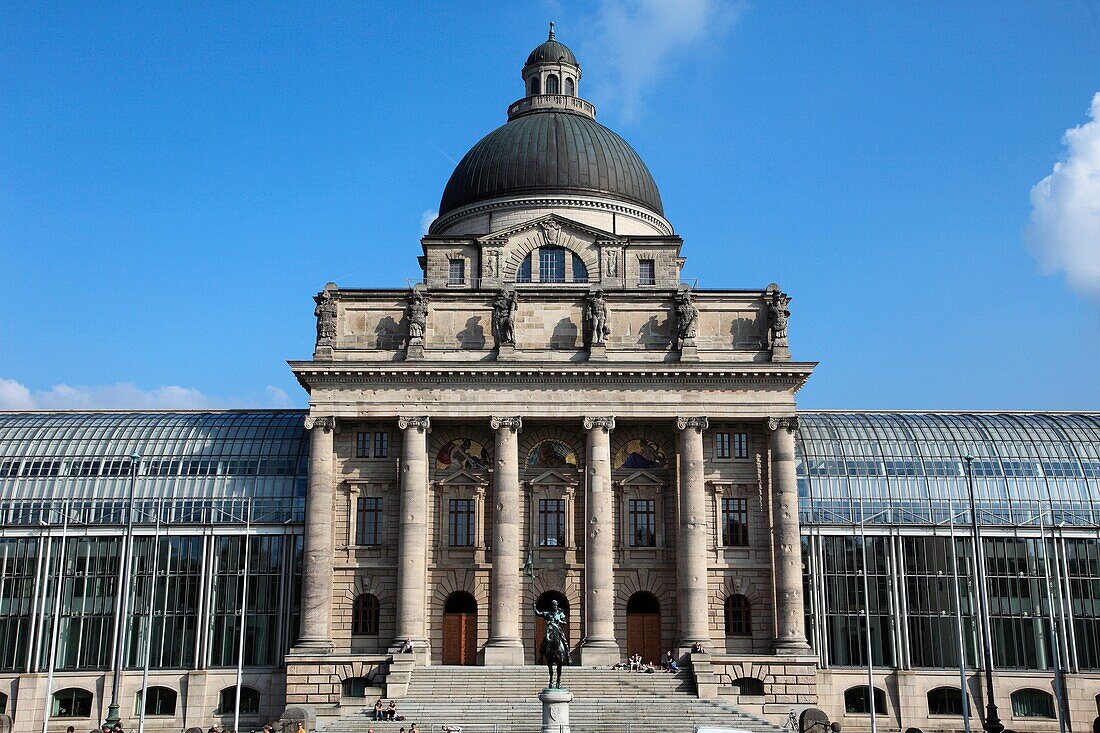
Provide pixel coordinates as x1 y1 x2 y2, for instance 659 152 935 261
0 411 308 523
797 412 1100 527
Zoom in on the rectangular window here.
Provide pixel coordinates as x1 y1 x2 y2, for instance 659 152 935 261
373 431 389 458
722 497 749 546
638 259 656 285
628 499 656 547
356 497 382 546
448 259 465 285
539 247 565 283
732 432 749 459
356 431 371 458
448 499 475 547
538 499 566 547
715 433 731 460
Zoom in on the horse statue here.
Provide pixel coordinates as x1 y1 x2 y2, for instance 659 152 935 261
533 599 568 689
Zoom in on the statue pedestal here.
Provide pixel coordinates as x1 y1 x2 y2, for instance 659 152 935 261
497 343 516 361
538 688 572 733
588 343 607 361
405 343 424 361
679 343 699 362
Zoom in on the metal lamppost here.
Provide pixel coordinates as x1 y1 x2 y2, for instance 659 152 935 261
964 453 1004 733
104 452 141 729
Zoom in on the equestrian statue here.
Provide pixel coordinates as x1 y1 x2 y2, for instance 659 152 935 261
533 599 568 689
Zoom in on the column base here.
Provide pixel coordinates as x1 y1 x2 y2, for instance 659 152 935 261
484 640 525 665
290 639 335 655
578 639 620 665
772 637 811 655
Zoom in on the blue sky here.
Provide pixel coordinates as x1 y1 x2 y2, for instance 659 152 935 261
1 1 1099 410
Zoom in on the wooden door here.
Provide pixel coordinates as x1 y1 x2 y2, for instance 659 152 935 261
443 612 477 665
626 613 662 664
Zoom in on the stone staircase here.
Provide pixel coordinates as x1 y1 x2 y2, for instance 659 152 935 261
325 666 786 733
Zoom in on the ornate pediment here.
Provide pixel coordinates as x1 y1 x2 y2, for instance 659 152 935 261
437 469 488 485
477 213 622 245
528 469 579 486
618 469 664 486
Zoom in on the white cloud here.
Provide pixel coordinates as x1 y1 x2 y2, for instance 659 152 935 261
581 0 743 123
1026 92 1100 299
420 209 438 235
0 378 297 411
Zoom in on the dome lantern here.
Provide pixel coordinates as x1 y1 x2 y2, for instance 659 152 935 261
521 22 582 100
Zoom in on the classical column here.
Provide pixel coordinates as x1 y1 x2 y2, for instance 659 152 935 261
484 416 524 665
296 415 336 652
768 416 810 653
580 416 620 664
676 416 711 650
392 416 431 657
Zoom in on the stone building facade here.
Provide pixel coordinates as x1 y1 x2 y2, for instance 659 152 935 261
287 25 817 721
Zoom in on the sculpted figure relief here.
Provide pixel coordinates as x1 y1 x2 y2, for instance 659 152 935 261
314 292 337 348
584 289 610 346
768 289 790 349
492 289 518 347
674 290 699 349
406 289 429 346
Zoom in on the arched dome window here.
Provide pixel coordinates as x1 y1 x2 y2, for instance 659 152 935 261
530 77 540 95
565 77 575 96
572 253 588 283
517 254 532 283
546 74 559 95
539 247 566 283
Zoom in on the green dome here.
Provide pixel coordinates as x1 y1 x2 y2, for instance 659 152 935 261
526 37 578 67
438 110 664 217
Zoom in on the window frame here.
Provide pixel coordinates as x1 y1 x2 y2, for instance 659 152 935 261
352 593 380 636
448 498 476 547
538 498 566 547
627 498 657 548
721 497 749 547
447 258 466 286
135 686 178 717
638 258 656 286
724 594 752 636
355 496 383 546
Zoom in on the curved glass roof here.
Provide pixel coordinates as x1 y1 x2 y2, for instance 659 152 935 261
797 412 1100 527
0 411 307 524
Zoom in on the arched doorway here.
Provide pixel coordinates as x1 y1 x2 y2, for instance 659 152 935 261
442 591 478 665
533 591 569 662
626 592 662 664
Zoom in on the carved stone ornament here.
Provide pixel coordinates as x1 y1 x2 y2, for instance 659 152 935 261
313 292 338 348
539 219 562 246
584 290 610 346
582 416 616 432
603 247 618 277
405 289 429 346
490 416 523 432
303 416 337 432
675 416 709 433
674 290 699 349
766 416 800 433
767 286 791 349
397 416 431 433
484 248 501 278
492 289 518 347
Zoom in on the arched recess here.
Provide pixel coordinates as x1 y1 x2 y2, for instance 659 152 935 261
519 426 583 474
533 591 570 661
713 575 763 641
136 686 177 716
611 427 673 472
844 686 887 715
546 74 559 94
927 686 964 716
501 223 599 285
626 591 662 663
430 426 494 472
442 591 478 665
1010 688 1055 719
733 677 764 696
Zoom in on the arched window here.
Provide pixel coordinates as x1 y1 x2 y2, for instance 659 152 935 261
342 677 371 698
530 77 540 95
844 686 887 715
626 592 660 615
52 688 93 718
571 253 589 283
733 677 764 696
927 686 964 716
1011 688 1055 718
353 593 380 635
546 74 559 95
724 594 751 636
565 77 575 96
218 686 260 715
444 591 477 614
539 247 565 283
136 686 177 716
517 253 532 283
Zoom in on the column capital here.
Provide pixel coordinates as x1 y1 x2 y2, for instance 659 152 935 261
490 416 523 432
676 416 709 433
583 416 615 432
397 416 431 433
303 415 336 432
767 416 800 434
